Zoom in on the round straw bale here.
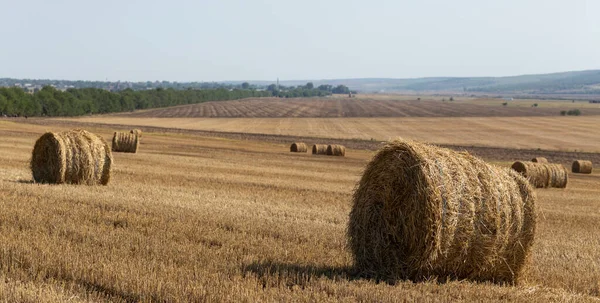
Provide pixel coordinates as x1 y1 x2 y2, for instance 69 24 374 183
572 160 592 174
312 144 328 155
326 144 346 156
290 142 307 153
348 140 537 283
531 157 548 163
130 129 142 138
511 161 568 188
31 129 112 185
112 132 139 153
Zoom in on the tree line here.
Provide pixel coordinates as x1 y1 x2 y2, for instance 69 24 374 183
263 82 351 98
0 86 271 117
0 82 356 117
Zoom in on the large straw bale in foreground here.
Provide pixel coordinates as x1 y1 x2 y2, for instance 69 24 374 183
290 142 307 153
348 140 537 283
312 144 327 155
531 157 548 163
511 161 568 188
326 144 346 156
130 129 142 138
112 132 139 153
31 130 112 185
572 160 592 174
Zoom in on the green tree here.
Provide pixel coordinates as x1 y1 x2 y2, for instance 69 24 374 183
241 82 250 89
305 82 314 89
318 84 332 92
332 85 350 94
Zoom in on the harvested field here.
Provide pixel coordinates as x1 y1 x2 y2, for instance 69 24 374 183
61 115 600 152
21 118 600 167
108 97 600 118
0 120 600 301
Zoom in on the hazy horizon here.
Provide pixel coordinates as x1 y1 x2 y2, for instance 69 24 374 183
1 0 599 82
3 68 600 84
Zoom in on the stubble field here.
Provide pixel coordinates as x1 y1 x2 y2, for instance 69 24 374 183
1 117 600 302
64 115 600 153
62 96 600 153
113 96 600 118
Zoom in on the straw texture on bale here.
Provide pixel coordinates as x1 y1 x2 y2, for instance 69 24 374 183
348 140 537 283
290 142 307 153
112 132 139 153
531 157 548 163
130 129 142 138
572 160 592 174
312 144 327 155
31 129 112 185
326 144 346 156
511 161 568 188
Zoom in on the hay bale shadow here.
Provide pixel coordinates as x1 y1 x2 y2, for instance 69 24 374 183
242 261 359 289
8 179 34 184
242 261 513 288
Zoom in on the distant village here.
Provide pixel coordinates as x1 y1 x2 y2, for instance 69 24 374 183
0 78 240 93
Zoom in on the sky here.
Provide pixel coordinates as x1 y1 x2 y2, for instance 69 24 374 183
1 0 599 82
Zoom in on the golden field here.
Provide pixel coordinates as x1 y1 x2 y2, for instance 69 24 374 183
63 115 600 152
1 118 600 302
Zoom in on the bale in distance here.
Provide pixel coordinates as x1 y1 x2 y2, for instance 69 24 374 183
312 144 327 155
348 140 537 283
326 144 346 156
290 142 307 153
531 157 548 163
511 161 568 188
572 160 592 174
112 132 139 153
130 129 142 139
30 129 112 185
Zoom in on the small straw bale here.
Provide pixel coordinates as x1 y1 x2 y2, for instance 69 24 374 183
326 144 346 156
511 161 568 188
290 142 307 153
531 157 548 163
348 140 537 283
312 144 327 155
112 132 139 153
572 160 592 174
130 129 142 138
30 129 112 185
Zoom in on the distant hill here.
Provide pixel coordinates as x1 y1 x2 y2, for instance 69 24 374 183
4 69 600 95
241 70 600 95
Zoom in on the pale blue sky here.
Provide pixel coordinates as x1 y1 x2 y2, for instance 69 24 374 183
1 0 599 81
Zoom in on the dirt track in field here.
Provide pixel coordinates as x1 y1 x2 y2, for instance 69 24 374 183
117 97 600 118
